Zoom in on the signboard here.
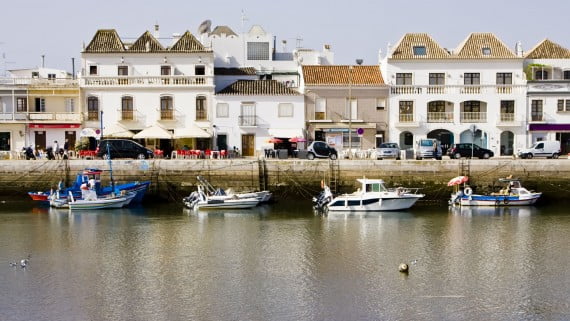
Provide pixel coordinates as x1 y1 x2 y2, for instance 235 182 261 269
357 128 364 137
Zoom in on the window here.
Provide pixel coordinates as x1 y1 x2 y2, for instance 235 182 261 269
195 65 205 75
463 101 480 112
89 65 98 75
564 70 570 80
65 98 75 112
342 130 361 149
278 103 293 117
87 96 99 121
399 101 413 122
31 71 39 78
500 101 515 113
48 74 56 80
247 42 270 60
396 73 412 85
531 100 543 121
428 101 445 112
535 70 548 80
16 97 27 112
315 98 326 120
216 103 229 118
121 96 134 120
413 46 426 56
240 103 256 126
196 96 207 120
557 99 570 112
464 73 480 85
161 96 174 120
34 98 45 112
429 73 445 85
161 65 171 76
482 47 491 55
118 66 128 76
496 73 512 85
376 98 386 110
346 98 357 119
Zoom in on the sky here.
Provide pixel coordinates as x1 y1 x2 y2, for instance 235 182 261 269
1 0 569 73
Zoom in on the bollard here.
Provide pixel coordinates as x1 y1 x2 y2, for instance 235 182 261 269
398 263 409 273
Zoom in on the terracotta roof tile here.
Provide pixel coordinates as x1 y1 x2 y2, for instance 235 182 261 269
217 80 300 95
127 31 165 52
84 29 125 53
302 65 385 86
390 33 450 59
214 67 257 76
525 39 570 59
454 33 517 59
169 31 210 52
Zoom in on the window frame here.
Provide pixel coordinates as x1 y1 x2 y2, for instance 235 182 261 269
87 96 99 121
429 73 445 85
278 103 294 117
216 103 229 118
464 73 480 85
396 73 413 85
16 97 27 112
196 96 207 120
89 65 98 76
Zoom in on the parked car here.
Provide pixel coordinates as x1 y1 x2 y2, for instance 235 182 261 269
376 143 401 160
306 141 338 160
96 139 154 159
518 140 561 159
447 143 494 159
415 138 442 160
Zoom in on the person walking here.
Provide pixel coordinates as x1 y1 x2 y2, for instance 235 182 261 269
52 140 59 159
63 139 70 159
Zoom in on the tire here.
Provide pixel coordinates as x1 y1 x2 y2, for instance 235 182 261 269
137 153 146 160
329 153 338 160
377 157 383 160
416 156 422 160
526 153 533 159
454 153 461 159
482 153 490 159
396 157 401 160
436 156 442 160
307 153 315 160
553 153 559 159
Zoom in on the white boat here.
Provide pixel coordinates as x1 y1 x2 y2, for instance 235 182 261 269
449 178 541 207
314 179 424 212
197 176 272 203
64 190 136 210
183 186 260 210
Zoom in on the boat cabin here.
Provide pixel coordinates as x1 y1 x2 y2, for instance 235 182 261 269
358 179 388 193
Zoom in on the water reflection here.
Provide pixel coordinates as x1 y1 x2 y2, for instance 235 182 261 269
185 204 272 218
324 210 415 220
449 205 538 217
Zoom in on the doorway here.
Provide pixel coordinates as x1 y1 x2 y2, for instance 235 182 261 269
65 131 76 151
500 131 514 156
34 131 46 151
241 134 255 156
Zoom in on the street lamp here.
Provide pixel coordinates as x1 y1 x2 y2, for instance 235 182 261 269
470 124 476 158
348 65 353 159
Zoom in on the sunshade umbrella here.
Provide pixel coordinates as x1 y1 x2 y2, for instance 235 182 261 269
104 123 135 138
288 137 307 143
133 124 173 139
267 138 283 144
173 125 211 139
447 176 469 186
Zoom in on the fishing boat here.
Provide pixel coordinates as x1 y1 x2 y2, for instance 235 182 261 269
66 190 137 210
313 178 424 212
449 177 541 207
196 175 272 203
183 185 260 210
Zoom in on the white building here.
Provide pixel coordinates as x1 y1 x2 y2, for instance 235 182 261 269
80 28 214 153
214 80 304 157
524 39 570 154
383 33 527 156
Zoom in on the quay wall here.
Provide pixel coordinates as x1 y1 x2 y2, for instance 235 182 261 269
1 158 569 203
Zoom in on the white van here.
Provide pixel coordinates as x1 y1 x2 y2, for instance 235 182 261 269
518 140 561 159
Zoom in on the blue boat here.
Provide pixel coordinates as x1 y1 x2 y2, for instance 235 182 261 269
28 168 150 205
449 178 541 207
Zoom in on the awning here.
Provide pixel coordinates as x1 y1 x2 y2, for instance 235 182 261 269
104 123 135 138
29 124 81 129
268 128 303 138
173 124 211 138
133 124 172 139
529 123 570 131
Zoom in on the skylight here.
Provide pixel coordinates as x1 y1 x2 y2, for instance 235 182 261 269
413 46 427 56
482 47 491 55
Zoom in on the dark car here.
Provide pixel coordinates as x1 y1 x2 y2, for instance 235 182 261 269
307 141 338 160
96 139 154 159
447 143 494 159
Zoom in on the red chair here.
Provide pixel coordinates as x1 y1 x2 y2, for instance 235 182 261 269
205 149 212 159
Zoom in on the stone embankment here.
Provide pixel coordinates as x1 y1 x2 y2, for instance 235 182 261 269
1 158 569 202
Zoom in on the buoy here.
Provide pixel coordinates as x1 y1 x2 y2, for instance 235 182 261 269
398 263 409 273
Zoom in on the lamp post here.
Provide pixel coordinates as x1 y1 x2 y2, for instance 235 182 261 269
100 110 104 140
470 124 476 158
348 65 353 159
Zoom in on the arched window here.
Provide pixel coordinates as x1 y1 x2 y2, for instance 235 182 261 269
196 96 207 120
87 96 99 121
121 96 133 120
160 96 173 120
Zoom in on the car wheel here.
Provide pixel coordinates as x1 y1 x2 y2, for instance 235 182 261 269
396 157 401 160
454 153 461 159
307 153 315 160
377 157 383 160
483 153 490 159
137 153 146 160
416 157 422 160
553 153 559 159
526 153 533 159
329 153 338 160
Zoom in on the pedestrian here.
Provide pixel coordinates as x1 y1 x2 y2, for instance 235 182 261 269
24 145 36 160
63 139 70 159
52 140 59 159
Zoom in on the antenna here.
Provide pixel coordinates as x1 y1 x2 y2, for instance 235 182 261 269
295 35 303 48
240 10 249 33
198 20 212 34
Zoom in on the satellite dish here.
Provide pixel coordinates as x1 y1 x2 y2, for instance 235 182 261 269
355 59 363 65
198 20 212 34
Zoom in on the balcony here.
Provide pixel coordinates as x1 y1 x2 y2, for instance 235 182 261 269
82 75 213 87
395 113 419 127
0 112 28 122
0 77 78 87
390 84 525 95
460 112 487 123
119 109 135 121
530 113 545 122
239 115 258 127
496 113 519 126
427 112 454 123
314 112 326 120
160 110 175 121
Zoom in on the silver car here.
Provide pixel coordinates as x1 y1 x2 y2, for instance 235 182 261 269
377 143 401 160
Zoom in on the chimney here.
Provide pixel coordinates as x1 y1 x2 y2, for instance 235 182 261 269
154 24 160 39
323 44 331 51
515 41 523 57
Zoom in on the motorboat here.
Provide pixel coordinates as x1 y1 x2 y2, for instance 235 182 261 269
313 178 424 212
449 178 541 207
183 186 260 210
65 190 136 210
196 176 272 203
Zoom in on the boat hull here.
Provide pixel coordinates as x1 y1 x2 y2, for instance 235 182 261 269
189 198 260 210
327 194 424 212
68 192 136 210
459 193 542 206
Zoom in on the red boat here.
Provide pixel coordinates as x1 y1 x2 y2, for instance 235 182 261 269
28 191 50 201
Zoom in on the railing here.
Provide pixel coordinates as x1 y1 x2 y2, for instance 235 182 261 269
0 113 28 121
239 115 257 126
0 77 79 87
398 114 414 122
120 110 135 121
427 112 454 123
314 112 326 120
460 112 487 123
391 84 525 95
29 112 82 122
500 113 515 122
196 111 208 121
82 75 213 87
160 110 174 120
87 111 99 121
530 113 544 122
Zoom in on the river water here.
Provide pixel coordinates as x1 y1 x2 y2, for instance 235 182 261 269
0 198 569 321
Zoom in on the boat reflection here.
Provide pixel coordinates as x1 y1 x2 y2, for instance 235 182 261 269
185 204 271 217
449 205 538 217
324 210 415 220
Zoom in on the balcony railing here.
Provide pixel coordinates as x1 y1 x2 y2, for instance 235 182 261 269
390 84 525 95
427 112 454 123
160 110 174 121
314 112 326 120
0 77 78 87
530 113 544 122
0 112 28 121
398 114 414 123
239 115 257 126
500 113 515 122
460 112 487 123
120 110 135 121
82 75 213 87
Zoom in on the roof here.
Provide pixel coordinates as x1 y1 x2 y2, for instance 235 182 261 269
525 39 570 59
84 29 125 53
217 80 300 95
210 26 238 37
302 65 385 86
390 33 451 59
84 29 211 53
454 33 517 59
214 67 257 76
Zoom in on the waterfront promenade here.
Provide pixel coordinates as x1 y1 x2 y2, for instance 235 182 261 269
1 158 569 201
